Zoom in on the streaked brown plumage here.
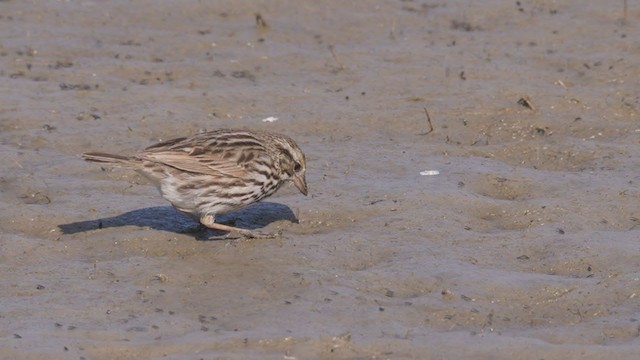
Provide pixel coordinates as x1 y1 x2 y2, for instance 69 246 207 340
82 129 307 237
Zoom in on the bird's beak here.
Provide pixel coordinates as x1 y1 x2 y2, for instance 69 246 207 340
292 173 308 196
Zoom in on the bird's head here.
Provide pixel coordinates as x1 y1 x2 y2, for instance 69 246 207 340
273 134 307 196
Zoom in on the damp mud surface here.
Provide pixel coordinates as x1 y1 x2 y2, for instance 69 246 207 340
2 1 640 359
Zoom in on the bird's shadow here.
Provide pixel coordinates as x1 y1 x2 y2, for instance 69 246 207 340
58 202 298 240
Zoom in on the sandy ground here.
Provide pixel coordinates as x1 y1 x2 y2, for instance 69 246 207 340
1 0 640 359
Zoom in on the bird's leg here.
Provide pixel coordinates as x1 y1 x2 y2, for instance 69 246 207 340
199 214 277 239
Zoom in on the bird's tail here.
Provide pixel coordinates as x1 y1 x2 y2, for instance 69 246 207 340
82 152 133 165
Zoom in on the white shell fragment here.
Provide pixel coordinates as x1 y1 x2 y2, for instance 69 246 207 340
262 116 279 123
420 170 440 176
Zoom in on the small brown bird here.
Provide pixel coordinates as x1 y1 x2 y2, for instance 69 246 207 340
82 129 307 238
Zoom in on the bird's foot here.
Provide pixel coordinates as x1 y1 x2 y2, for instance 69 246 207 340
200 215 279 239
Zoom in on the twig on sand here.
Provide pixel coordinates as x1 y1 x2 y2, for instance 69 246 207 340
517 97 535 111
418 107 434 135
328 45 345 71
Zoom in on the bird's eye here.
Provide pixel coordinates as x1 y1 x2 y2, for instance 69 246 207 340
293 162 302 172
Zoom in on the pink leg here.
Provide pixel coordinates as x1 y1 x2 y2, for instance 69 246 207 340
199 214 276 238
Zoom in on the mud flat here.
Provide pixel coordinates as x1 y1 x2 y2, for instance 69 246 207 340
1 1 639 359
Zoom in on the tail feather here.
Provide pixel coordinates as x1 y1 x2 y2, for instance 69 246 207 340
82 152 132 164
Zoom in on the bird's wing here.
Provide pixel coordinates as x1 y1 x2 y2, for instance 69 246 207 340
140 146 270 178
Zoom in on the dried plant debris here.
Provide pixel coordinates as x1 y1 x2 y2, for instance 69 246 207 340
517 97 535 110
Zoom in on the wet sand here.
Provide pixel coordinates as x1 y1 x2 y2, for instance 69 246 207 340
2 0 640 358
